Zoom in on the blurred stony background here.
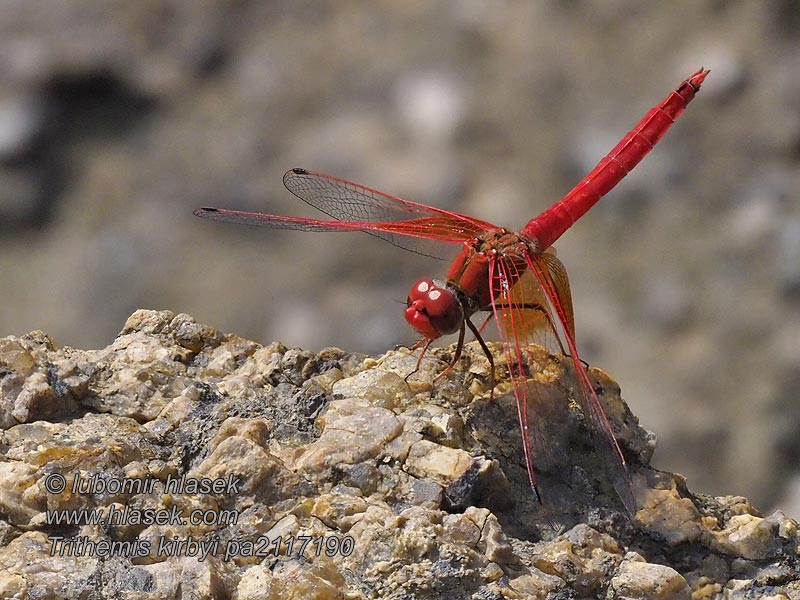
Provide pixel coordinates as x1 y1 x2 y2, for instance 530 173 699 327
0 1 797 516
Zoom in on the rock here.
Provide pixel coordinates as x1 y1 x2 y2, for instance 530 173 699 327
710 513 778 560
0 461 43 527
532 524 623 596
634 471 704 545
404 439 474 484
0 309 798 599
608 552 691 599
294 398 404 475
0 333 80 425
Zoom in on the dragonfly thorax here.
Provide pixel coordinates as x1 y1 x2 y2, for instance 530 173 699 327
445 229 534 311
405 278 464 340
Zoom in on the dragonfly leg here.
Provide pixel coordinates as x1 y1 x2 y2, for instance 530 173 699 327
523 305 590 369
431 321 466 387
404 338 434 386
492 301 570 357
396 338 428 352
465 318 496 400
538 306 568 357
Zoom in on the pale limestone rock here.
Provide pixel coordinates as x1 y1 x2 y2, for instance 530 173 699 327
507 570 566 598
609 552 691 599
0 337 37 375
636 486 704 544
310 493 368 531
295 398 403 473
0 531 99 597
237 564 274 600
0 461 43 526
331 367 411 404
711 513 778 560
532 524 623 596
404 439 474 484
427 409 465 445
479 511 514 564
191 417 300 508
238 559 353 600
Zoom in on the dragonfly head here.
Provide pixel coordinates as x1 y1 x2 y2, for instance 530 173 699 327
405 278 463 339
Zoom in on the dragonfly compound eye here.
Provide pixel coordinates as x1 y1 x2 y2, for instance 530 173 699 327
405 279 463 339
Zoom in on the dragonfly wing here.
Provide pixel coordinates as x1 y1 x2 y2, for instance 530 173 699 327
195 168 500 259
535 251 575 340
489 251 635 515
194 207 481 259
526 252 635 515
489 256 575 513
283 168 494 228
281 168 496 257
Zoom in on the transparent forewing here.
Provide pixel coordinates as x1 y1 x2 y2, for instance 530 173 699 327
281 168 497 257
195 208 488 243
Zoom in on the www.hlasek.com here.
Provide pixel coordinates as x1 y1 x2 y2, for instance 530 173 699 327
44 472 354 561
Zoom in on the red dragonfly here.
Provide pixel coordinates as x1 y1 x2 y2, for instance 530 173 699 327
195 69 708 515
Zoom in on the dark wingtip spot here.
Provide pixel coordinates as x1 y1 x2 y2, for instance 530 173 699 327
193 207 219 216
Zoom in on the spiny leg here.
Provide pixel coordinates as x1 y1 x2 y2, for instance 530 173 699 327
473 303 552 398
407 338 429 352
484 301 591 398
405 320 468 392
492 300 573 357
465 318 496 400
432 320 466 386
404 338 434 387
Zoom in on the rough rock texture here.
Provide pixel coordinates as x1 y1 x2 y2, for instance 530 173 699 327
0 309 798 599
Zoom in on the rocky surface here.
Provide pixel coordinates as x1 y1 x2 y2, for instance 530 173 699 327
0 309 797 599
